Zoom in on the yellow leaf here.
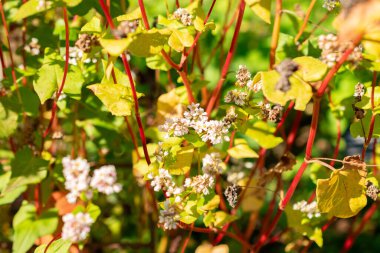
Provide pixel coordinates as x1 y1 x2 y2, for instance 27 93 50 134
240 177 264 212
156 90 185 124
227 138 258 159
168 145 194 175
99 38 131 56
316 155 367 218
246 0 272 24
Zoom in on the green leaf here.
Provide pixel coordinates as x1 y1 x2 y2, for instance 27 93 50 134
245 121 283 149
87 203 101 222
33 48 85 103
100 59 130 86
3 148 48 194
0 172 27 205
0 101 18 138
227 138 259 159
13 202 58 253
128 29 170 57
34 239 71 253
254 70 313 111
356 87 380 115
285 205 323 247
12 0 54 21
293 56 328 82
167 145 194 175
146 54 171 71
81 16 102 34
88 83 143 116
99 37 132 56
179 214 197 224
203 211 215 227
246 0 272 24
168 29 194 52
350 112 380 138
63 0 83 7
316 157 367 218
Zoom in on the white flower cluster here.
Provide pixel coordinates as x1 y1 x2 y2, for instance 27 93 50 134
36 0 52 11
236 65 251 87
62 212 94 243
63 156 122 203
202 153 223 175
293 200 321 219
24 38 40 56
63 156 92 204
90 165 122 195
184 152 222 195
354 82 365 102
224 89 248 106
318 34 362 68
147 168 183 202
224 184 241 208
158 199 180 230
159 103 230 145
154 142 169 163
323 0 340 11
185 174 215 195
173 8 193 26
66 47 97 66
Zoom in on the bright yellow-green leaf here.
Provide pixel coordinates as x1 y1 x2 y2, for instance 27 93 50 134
100 59 130 87
63 0 82 7
316 157 367 218
350 112 380 138
34 239 71 253
214 211 236 228
201 195 220 211
12 0 54 21
156 89 184 124
99 37 132 56
168 145 194 175
246 0 272 24
88 83 143 116
116 8 142 21
227 138 258 159
293 56 328 82
168 29 194 52
128 29 169 57
0 102 18 138
254 70 313 111
81 16 102 34
146 54 171 71
245 121 283 149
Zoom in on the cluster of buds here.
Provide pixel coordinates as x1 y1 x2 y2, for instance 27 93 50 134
159 103 231 145
24 38 41 56
62 156 122 203
366 181 380 201
274 59 299 92
158 199 181 230
323 0 340 11
113 20 140 38
224 184 242 208
75 34 99 53
62 212 94 243
173 8 193 26
318 34 362 68
352 83 366 119
293 200 321 219
222 107 238 127
259 102 283 123
236 65 251 87
224 89 248 106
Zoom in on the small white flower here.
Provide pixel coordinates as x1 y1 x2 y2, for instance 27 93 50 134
90 165 122 195
158 118 190 137
236 65 251 87
173 8 193 26
62 212 94 243
184 174 215 195
150 168 173 192
293 200 320 219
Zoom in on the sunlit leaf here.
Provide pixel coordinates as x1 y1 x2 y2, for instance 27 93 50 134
316 156 367 218
227 138 259 159
246 0 272 24
0 101 18 138
81 16 102 34
34 239 71 253
245 121 283 149
168 145 194 175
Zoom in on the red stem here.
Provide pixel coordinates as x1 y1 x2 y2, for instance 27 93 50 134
285 110 302 151
0 42 6 78
373 139 378 175
206 0 246 116
294 0 317 43
341 203 378 253
361 71 377 160
330 119 341 166
0 0 18 89
125 117 141 160
180 224 193 253
269 0 283 69
224 130 236 163
43 7 70 138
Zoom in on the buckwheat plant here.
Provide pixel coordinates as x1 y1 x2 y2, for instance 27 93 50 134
2 0 380 252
